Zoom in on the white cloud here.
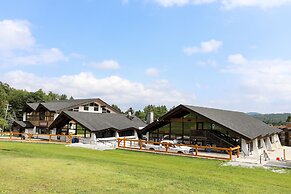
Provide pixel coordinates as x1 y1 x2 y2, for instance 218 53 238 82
145 67 159 76
222 0 291 9
0 19 66 66
197 59 218 67
0 20 35 51
152 0 291 9
152 0 216 7
228 53 247 65
183 39 222 55
122 0 129 4
224 56 291 111
89 59 120 70
2 71 196 109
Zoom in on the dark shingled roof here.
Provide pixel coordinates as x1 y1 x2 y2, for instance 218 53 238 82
25 103 39 111
50 111 146 132
183 105 281 139
32 98 120 113
38 99 97 112
13 121 34 129
142 104 281 140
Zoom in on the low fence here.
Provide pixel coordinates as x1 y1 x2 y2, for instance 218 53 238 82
0 132 80 144
117 138 240 160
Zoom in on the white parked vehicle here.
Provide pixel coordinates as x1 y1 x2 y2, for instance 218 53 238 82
143 140 194 154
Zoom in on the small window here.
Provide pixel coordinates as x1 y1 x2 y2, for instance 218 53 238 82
258 139 262 148
94 106 99 111
84 106 89 111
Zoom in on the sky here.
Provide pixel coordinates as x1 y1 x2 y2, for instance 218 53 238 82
0 0 291 113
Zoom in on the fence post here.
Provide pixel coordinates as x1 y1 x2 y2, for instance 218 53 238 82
29 133 32 141
10 131 12 141
165 143 168 153
123 137 126 148
69 134 72 144
49 134 52 142
229 147 233 160
195 144 198 156
139 140 142 150
283 149 286 161
117 138 120 148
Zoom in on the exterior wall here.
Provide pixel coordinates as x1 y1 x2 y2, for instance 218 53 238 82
115 131 119 138
53 113 59 120
23 112 27 121
241 139 249 156
265 137 272 150
25 128 34 133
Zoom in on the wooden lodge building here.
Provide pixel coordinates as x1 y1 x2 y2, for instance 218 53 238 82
278 123 291 146
12 98 145 140
141 105 282 157
49 111 146 143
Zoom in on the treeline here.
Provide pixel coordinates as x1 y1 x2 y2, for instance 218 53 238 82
126 105 169 122
0 82 70 126
250 112 291 126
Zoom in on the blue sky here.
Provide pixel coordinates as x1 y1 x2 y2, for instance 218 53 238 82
0 0 291 113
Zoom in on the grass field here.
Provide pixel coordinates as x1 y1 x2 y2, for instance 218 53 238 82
0 142 291 194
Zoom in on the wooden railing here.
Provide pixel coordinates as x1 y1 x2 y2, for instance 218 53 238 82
0 132 79 144
117 138 240 161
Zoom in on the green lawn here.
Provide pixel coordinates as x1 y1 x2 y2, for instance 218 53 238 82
0 142 290 194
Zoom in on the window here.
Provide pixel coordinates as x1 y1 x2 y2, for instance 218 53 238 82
84 106 89 111
73 107 79 112
94 105 99 111
258 139 263 148
39 111 45 120
119 130 134 137
45 112 54 121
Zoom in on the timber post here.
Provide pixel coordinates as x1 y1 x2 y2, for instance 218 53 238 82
229 147 233 160
195 144 198 156
117 138 120 148
123 137 126 148
69 134 72 144
139 139 142 150
9 131 12 141
49 134 52 142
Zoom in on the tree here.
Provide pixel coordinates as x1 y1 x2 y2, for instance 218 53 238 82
135 105 168 121
111 104 122 113
0 118 8 131
59 94 68 100
286 116 291 123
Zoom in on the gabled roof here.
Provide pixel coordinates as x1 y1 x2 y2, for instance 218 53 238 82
13 121 34 129
142 104 281 140
23 103 39 112
32 98 121 113
49 111 146 132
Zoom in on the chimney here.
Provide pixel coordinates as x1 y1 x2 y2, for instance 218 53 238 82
147 112 154 124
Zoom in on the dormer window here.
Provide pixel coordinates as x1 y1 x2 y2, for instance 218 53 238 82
101 106 107 113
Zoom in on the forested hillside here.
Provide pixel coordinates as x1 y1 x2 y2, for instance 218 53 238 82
249 112 291 125
0 82 70 127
